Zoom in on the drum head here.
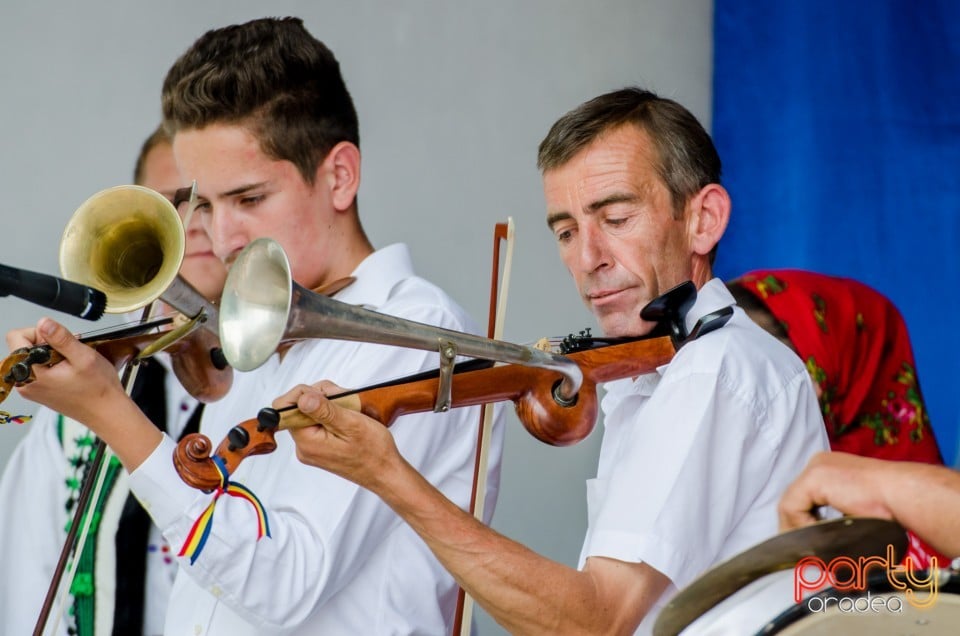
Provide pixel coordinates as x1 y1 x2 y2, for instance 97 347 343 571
758 570 960 635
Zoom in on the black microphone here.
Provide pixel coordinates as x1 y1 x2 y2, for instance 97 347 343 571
0 263 107 321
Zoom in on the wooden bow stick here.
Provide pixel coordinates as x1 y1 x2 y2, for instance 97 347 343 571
453 218 515 635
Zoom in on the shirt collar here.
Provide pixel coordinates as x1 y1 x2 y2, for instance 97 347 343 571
682 277 735 336
332 243 415 310
612 278 736 385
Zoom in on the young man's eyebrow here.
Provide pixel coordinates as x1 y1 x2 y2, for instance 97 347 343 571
220 181 269 198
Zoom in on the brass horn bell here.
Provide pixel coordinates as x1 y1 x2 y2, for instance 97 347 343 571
58 185 220 334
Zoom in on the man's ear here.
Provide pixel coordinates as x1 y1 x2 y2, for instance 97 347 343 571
687 183 730 257
316 141 361 212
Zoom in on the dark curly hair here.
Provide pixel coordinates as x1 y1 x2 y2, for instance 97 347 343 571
162 17 359 185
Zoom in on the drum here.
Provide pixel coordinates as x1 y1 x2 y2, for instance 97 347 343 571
652 518 910 636
755 568 960 635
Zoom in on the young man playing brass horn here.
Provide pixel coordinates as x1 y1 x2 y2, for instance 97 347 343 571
6 17 503 635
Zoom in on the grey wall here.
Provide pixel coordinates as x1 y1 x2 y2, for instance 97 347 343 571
0 1 713 632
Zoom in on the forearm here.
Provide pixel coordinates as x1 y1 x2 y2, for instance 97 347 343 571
84 393 163 471
372 456 652 635
781 452 960 558
881 461 960 557
23 382 163 472
285 383 664 633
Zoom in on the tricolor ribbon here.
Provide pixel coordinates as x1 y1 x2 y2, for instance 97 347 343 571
179 455 271 565
0 411 32 424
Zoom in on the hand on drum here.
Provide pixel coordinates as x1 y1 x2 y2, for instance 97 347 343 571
778 451 895 530
779 450 960 560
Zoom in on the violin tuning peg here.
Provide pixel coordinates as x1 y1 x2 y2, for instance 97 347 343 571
257 407 281 431
560 328 596 355
227 427 250 451
210 347 229 371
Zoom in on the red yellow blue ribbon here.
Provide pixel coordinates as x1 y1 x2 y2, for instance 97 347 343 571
179 455 271 564
0 411 31 424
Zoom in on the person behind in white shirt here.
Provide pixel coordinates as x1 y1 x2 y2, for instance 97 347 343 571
274 87 830 635
0 125 228 636
6 17 503 635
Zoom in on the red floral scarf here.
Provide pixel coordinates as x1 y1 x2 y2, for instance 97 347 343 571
735 270 941 464
736 270 945 568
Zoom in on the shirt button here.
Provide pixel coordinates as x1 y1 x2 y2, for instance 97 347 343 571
211 585 223 597
181 402 190 412
194 625 203 635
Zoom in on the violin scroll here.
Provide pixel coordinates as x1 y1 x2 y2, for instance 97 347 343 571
173 433 219 491
0 346 63 402
172 408 284 491
515 377 598 446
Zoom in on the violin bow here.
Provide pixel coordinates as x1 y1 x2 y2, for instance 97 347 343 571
33 303 158 636
453 218 515 635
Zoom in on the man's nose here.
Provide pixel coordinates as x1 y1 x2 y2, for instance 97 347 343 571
579 224 609 272
203 205 244 261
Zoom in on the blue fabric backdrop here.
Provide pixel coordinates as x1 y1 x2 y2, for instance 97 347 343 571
712 1 960 464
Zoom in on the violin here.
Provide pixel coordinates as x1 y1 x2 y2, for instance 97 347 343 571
0 313 232 405
0 276 358 407
173 331 675 490
172 281 734 492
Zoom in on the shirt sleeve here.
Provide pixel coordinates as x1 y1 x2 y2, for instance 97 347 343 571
581 369 783 590
0 407 70 636
128 301 490 630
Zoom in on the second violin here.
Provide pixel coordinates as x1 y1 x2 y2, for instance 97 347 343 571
174 280 735 491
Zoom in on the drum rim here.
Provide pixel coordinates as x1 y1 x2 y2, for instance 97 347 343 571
652 518 908 636
753 568 960 635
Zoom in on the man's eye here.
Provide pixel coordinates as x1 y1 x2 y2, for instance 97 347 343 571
240 194 265 206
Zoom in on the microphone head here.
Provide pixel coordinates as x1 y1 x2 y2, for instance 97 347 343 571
82 288 108 321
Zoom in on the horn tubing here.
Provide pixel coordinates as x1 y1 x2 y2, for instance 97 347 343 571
220 238 582 398
285 281 583 398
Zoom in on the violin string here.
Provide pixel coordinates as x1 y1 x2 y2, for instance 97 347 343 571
267 334 597 416
75 314 177 343
270 357 497 415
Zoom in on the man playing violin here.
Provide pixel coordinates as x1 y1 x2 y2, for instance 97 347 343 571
278 87 830 634
0 126 229 635
6 17 504 636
